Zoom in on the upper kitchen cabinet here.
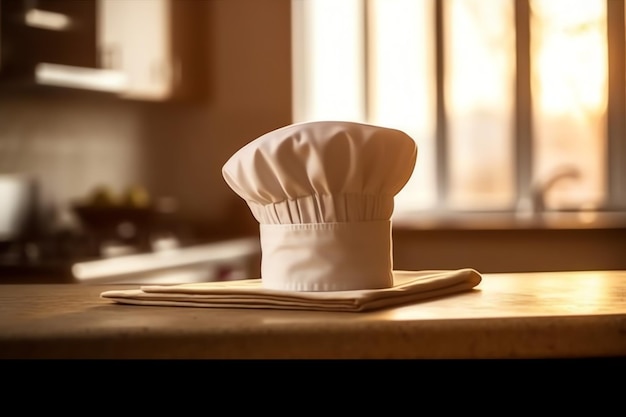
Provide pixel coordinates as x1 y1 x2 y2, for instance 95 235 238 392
0 0 98 76
97 0 206 101
0 0 206 102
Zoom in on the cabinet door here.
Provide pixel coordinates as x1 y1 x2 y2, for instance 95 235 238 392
98 0 174 101
1 0 98 78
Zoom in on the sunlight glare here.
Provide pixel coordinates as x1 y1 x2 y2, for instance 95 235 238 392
531 0 607 118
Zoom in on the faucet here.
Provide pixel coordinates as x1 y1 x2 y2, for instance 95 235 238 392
529 165 581 213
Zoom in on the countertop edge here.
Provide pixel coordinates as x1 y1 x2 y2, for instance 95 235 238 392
1 314 624 359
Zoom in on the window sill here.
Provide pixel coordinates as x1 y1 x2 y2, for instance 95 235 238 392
392 210 626 231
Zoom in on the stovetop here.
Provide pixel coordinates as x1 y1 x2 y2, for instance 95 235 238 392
1 239 96 284
0 230 148 283
0 233 262 285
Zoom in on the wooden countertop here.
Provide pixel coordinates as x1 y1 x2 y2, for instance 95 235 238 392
1 270 625 359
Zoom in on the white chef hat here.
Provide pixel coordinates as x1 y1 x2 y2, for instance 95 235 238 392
222 121 417 292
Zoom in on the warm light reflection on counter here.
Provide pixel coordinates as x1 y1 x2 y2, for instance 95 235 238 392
537 272 609 314
386 271 624 321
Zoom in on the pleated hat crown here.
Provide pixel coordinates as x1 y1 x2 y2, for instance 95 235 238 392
222 121 417 291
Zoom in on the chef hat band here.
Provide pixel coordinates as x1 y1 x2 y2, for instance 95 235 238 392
222 121 417 292
260 220 393 291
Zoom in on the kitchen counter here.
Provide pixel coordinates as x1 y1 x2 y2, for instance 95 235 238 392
0 270 625 359
392 209 626 230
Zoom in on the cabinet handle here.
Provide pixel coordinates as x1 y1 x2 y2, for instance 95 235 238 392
151 59 180 87
101 45 121 70
151 61 166 84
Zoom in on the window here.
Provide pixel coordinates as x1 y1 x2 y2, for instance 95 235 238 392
291 0 626 216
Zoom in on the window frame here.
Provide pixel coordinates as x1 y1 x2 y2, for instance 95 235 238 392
434 0 625 212
606 0 626 210
293 0 626 214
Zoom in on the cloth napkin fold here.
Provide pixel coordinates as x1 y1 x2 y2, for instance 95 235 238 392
100 268 482 312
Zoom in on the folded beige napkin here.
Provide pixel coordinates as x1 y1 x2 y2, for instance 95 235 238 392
100 268 481 312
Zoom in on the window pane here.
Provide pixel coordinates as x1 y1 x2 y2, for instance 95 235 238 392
291 0 366 122
530 0 608 210
368 0 436 211
445 0 516 210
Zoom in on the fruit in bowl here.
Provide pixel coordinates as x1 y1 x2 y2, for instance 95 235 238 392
72 185 155 244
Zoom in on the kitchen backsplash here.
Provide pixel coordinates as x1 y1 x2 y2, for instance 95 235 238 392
0 89 289 239
0 93 145 230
